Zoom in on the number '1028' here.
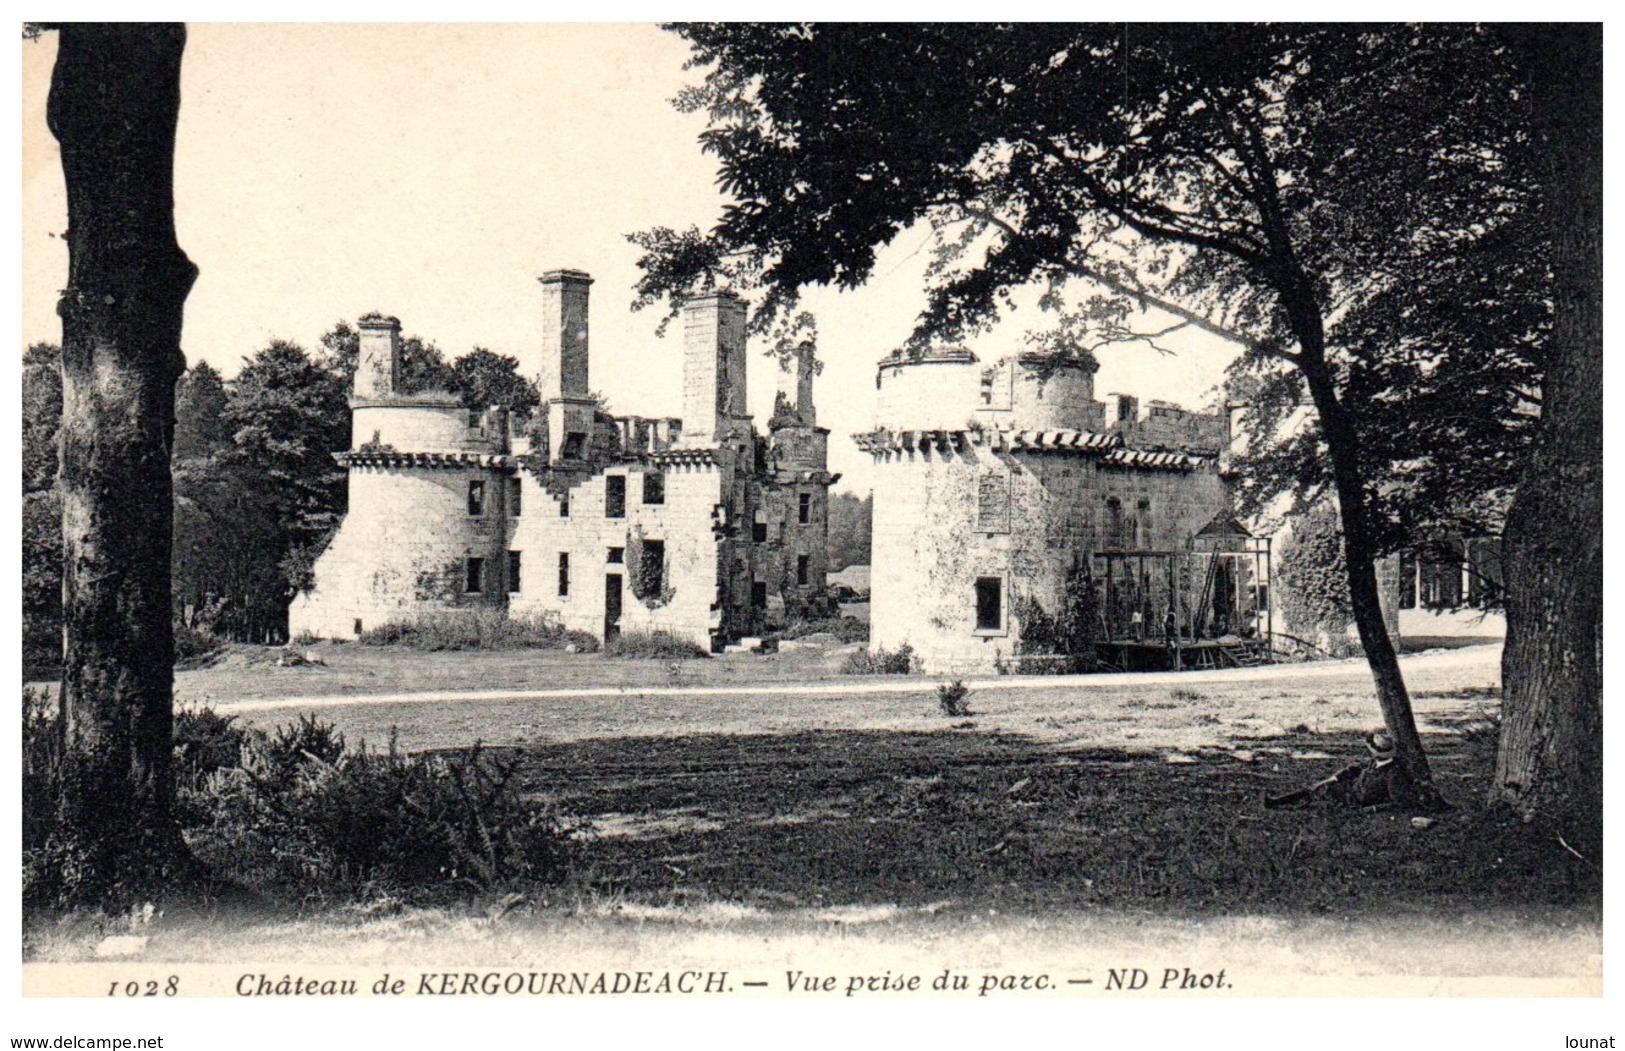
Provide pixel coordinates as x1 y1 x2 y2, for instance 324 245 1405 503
108 976 179 996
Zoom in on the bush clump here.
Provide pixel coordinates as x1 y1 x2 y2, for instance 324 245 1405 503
602 630 710 660
840 643 918 675
24 693 251 908
187 717 577 900
174 621 227 670
937 680 973 717
778 616 869 644
358 610 597 652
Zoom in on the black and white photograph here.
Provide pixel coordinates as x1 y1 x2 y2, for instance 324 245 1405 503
14 19 1609 1047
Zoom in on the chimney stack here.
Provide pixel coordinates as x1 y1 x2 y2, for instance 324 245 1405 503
538 269 593 400
354 315 402 400
793 340 816 427
680 291 749 446
537 270 597 462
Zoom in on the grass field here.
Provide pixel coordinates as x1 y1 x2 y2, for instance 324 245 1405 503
24 641 1600 991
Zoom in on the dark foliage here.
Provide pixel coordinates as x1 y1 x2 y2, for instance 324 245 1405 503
603 630 710 660
357 611 598 652
826 491 872 571
840 644 917 675
186 719 578 901
778 616 869 644
936 680 973 717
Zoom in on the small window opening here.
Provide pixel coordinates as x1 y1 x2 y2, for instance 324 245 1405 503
974 576 1003 632
465 556 485 594
468 479 486 516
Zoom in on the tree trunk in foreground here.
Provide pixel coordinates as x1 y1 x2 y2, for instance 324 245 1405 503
1495 24 1603 859
48 23 199 896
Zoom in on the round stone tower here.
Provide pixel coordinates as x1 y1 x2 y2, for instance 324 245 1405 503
858 347 1228 673
288 315 514 639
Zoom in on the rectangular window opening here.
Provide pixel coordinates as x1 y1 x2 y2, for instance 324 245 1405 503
509 477 522 518
465 556 485 595
605 475 626 519
562 432 587 460
557 552 570 597
467 479 486 516
507 550 522 594
798 492 812 525
559 494 570 518
752 520 769 543
797 554 810 587
975 576 1003 632
643 472 665 505
608 546 625 564
751 580 768 609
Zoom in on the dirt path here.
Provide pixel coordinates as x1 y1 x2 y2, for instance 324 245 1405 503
209 643 1501 715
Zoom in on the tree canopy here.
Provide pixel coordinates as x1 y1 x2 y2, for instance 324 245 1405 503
638 23 1556 801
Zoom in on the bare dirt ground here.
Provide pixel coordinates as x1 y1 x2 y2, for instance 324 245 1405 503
25 641 1600 994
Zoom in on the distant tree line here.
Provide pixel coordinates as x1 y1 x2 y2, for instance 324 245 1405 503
825 491 872 571
23 328 539 667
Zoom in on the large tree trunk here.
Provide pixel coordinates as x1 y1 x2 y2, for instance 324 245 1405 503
48 24 198 896
1494 25 1603 858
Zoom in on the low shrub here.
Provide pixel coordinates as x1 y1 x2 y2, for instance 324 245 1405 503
778 616 869 644
937 680 973 717
174 621 226 670
603 630 710 660
173 707 248 789
358 610 598 652
186 719 577 900
24 692 245 908
840 644 917 675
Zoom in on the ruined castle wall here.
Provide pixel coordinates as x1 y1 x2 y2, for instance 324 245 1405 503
868 445 1230 673
288 464 512 639
973 358 1106 432
875 356 980 430
506 463 726 649
351 402 498 453
1110 402 1227 454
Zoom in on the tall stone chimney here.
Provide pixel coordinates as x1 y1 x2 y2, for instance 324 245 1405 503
537 270 598 462
681 291 748 446
793 339 816 427
538 269 592 399
354 315 401 400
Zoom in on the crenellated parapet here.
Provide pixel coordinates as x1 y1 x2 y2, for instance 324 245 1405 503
854 426 1214 470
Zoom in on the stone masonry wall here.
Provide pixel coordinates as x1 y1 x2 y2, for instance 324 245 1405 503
507 462 727 648
869 444 1230 674
288 463 511 639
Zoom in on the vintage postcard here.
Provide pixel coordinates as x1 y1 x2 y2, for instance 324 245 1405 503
15 21 1609 1048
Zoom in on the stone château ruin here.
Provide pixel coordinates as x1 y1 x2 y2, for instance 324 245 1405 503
289 271 836 651
856 347 1266 674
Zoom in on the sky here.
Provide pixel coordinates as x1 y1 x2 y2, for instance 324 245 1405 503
21 23 1243 494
